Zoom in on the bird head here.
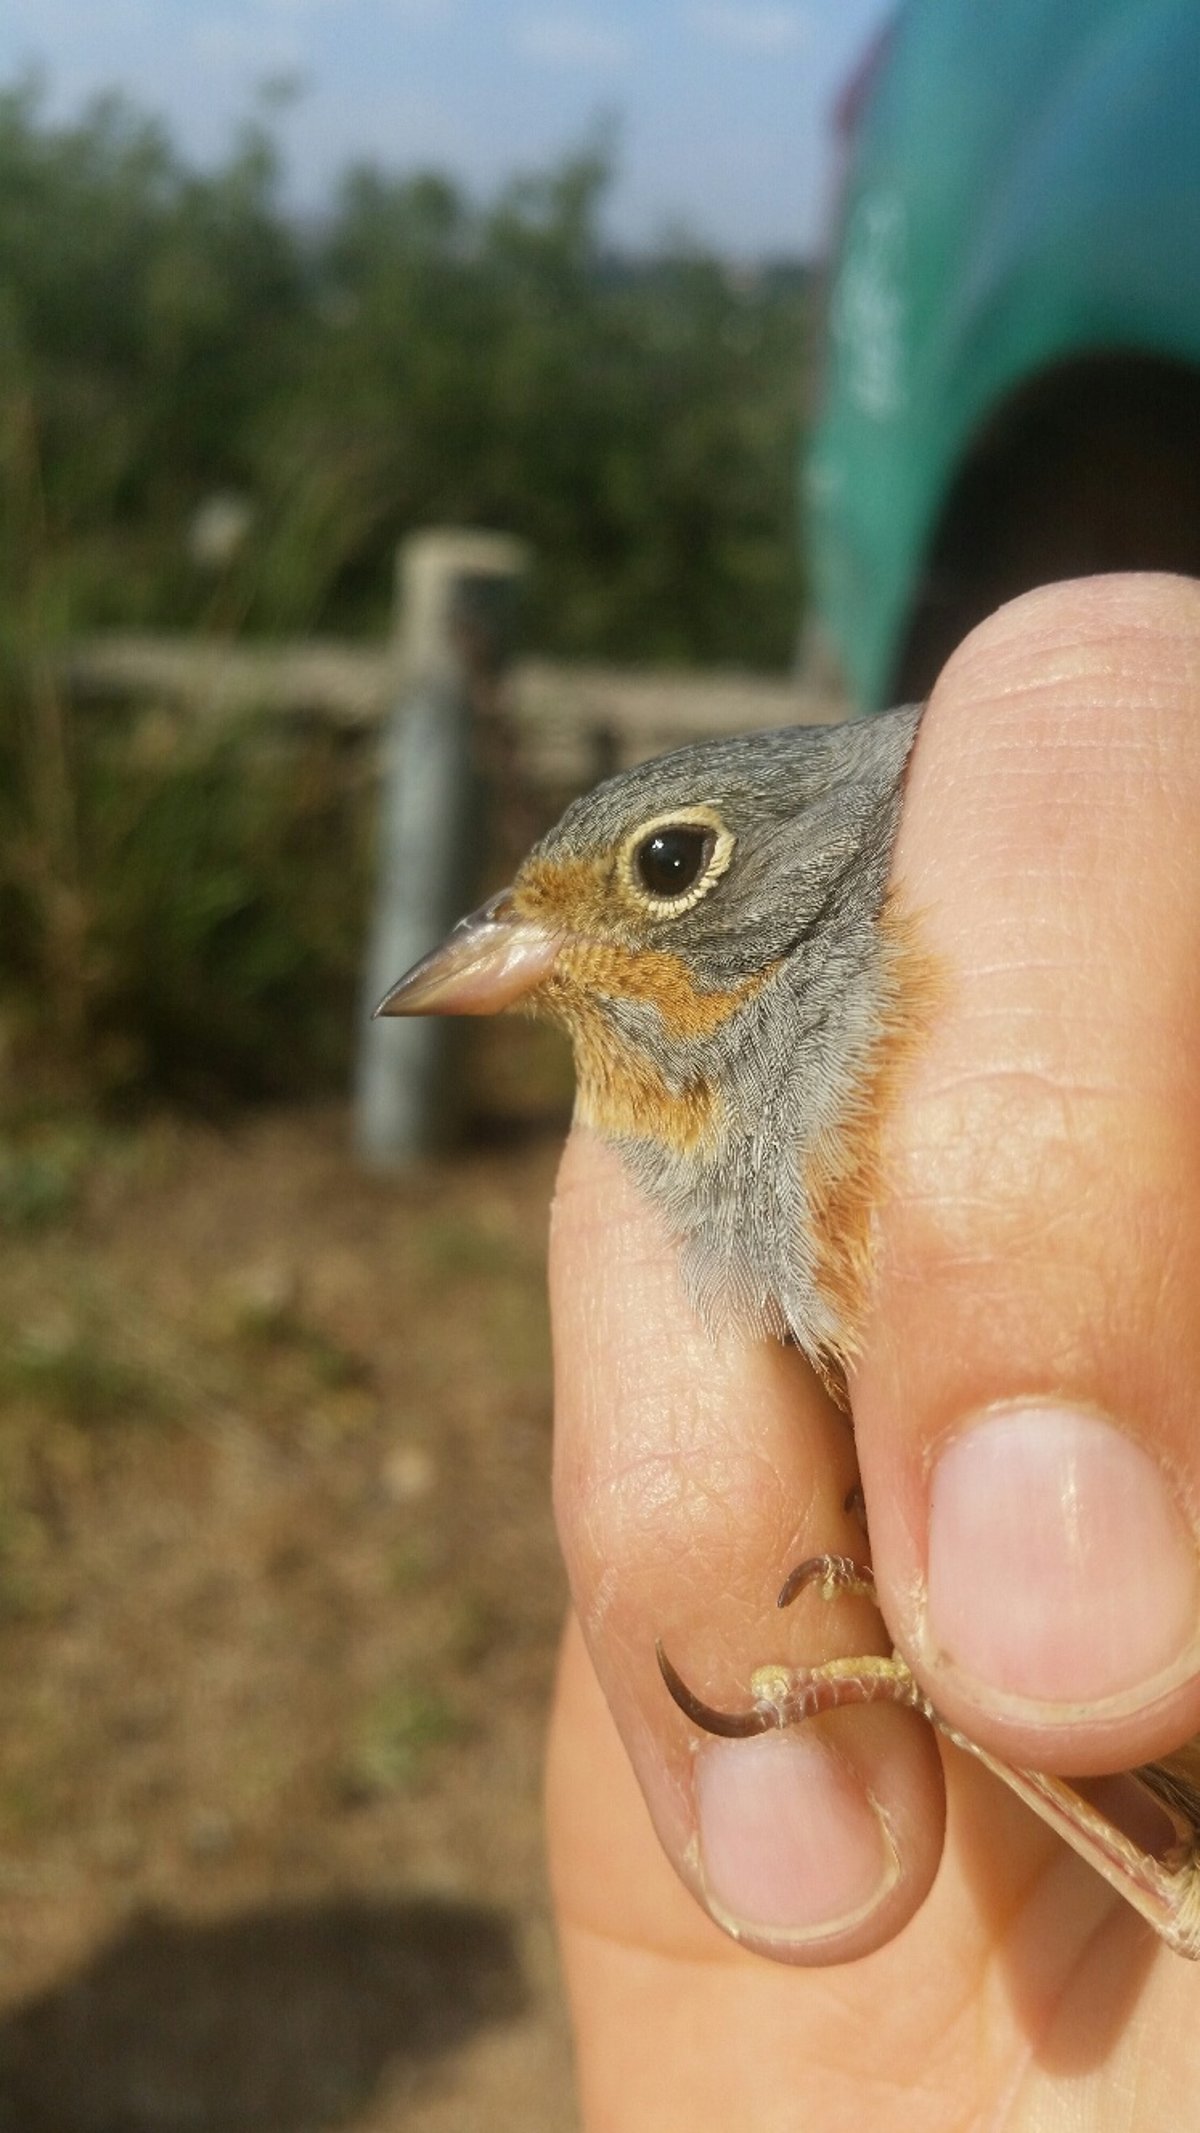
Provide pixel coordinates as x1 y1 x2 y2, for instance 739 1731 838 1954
377 714 919 1104
378 707 923 1354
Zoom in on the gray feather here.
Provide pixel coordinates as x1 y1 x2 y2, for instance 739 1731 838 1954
526 703 924 1359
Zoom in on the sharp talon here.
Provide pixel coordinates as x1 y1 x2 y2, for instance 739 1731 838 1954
655 1641 776 1738
777 1553 876 1610
777 1555 835 1608
843 1481 869 1535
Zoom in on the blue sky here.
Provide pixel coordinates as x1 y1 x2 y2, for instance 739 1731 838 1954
1 0 893 257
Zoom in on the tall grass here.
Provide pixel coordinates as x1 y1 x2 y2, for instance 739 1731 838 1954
0 657 373 1109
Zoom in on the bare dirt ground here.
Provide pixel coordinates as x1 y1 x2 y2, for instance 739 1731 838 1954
0 1100 576 2129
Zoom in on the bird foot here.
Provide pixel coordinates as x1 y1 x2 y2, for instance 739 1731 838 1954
656 1552 934 1738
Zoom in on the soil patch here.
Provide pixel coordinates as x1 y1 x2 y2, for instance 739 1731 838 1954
0 1105 574 2129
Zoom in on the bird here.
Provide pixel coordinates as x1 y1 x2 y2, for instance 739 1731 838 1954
376 702 928 1381
376 706 1200 1959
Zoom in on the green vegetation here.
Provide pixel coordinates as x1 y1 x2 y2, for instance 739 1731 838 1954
348 1678 467 1796
0 1309 168 1427
0 695 372 1102
0 84 814 1102
0 1131 85 1230
0 82 812 658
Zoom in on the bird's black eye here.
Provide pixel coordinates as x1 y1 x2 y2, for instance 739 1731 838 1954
618 806 733 918
633 824 714 900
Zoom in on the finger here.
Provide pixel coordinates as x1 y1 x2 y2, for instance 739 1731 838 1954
854 572 1200 1773
546 1610 1187 2132
549 1126 944 1963
547 1611 836 2130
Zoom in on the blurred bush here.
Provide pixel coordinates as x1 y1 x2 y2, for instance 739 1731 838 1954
0 82 815 1104
0 681 372 1106
0 83 813 664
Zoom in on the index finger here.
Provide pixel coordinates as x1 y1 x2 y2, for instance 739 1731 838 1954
549 1126 944 1963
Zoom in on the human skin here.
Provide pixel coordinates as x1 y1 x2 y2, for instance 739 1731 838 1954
545 575 1200 2129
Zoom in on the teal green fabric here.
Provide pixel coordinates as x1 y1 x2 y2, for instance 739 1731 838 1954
805 0 1200 708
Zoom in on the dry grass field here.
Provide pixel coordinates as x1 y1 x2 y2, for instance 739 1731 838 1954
0 1100 576 2130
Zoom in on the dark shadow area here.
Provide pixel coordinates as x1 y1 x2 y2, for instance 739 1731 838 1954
894 351 1200 701
464 1109 571 1153
0 1894 525 2133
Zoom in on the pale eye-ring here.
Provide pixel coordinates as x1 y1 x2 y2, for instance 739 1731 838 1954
618 806 734 917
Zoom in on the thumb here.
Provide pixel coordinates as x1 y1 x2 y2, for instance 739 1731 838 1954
855 573 1200 1777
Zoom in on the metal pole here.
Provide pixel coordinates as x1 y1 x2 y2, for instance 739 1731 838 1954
354 530 528 1167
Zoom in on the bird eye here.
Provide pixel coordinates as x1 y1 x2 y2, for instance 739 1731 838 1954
633 824 714 900
618 807 734 917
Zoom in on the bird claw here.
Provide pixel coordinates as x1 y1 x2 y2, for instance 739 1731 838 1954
657 1556 1200 1958
654 1641 778 1737
657 1553 928 1739
775 1551 877 1611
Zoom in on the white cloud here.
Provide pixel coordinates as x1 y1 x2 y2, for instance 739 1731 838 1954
688 4 810 54
513 11 632 69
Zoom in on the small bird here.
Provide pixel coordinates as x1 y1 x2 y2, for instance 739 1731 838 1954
378 707 1200 1958
378 704 927 1378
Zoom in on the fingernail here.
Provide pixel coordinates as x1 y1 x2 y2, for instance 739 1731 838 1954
696 1732 898 1946
927 1404 1200 1709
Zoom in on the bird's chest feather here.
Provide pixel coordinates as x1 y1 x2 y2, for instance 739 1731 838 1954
569 905 935 1373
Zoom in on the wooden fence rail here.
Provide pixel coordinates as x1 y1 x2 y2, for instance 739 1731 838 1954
58 636 841 782
56 530 844 1163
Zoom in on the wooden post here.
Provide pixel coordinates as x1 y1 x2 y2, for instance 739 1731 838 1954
354 529 528 1167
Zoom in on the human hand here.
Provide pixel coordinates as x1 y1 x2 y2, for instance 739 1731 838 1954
546 575 1200 2128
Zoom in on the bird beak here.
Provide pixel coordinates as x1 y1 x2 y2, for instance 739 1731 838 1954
373 890 562 1018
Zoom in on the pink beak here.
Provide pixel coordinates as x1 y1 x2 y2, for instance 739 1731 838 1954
373 891 562 1018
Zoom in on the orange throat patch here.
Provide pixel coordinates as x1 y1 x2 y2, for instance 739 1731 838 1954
531 946 772 1154
804 900 942 1366
510 852 773 1153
